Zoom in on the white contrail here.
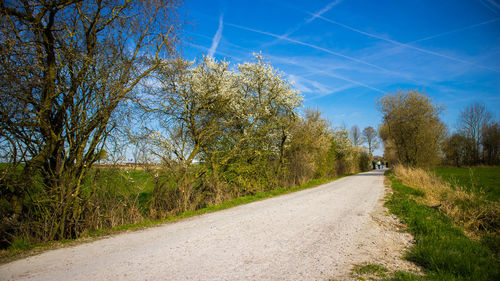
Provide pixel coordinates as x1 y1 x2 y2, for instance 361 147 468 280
306 0 343 23
410 17 499 43
225 21 409 78
315 14 500 73
320 71 386 94
479 0 500 13
269 55 386 94
208 14 224 57
269 0 343 43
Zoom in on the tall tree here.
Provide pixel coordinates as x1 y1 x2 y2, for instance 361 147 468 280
457 102 492 164
0 0 183 240
350 125 363 146
378 89 445 168
233 54 301 187
361 126 379 155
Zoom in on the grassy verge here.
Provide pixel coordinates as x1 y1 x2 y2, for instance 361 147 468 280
384 172 499 281
392 166 499 240
1 175 347 263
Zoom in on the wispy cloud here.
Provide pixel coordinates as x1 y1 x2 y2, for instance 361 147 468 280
224 21 416 81
356 42 470 84
190 42 237 61
271 55 386 95
288 74 312 93
311 80 337 94
306 0 343 23
410 17 500 43
307 84 355 100
318 70 386 94
208 14 224 57
288 73 350 97
263 1 343 46
314 14 500 73
478 0 500 13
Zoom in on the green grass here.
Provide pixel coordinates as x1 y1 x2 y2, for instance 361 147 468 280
84 167 156 194
432 166 500 201
385 271 423 281
352 263 389 280
384 173 499 281
8 239 31 251
82 167 156 215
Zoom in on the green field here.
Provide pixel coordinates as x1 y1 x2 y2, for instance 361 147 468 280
82 167 156 214
432 166 500 201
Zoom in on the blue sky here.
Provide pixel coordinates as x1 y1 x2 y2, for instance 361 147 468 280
179 0 500 154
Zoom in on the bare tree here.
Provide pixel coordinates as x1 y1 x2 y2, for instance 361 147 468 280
350 125 363 146
362 126 379 156
457 102 492 164
0 0 183 240
133 143 151 166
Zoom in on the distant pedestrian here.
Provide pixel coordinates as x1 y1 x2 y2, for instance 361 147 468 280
377 161 381 169
372 161 376 170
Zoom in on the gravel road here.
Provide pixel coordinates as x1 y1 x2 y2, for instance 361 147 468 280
0 169 385 281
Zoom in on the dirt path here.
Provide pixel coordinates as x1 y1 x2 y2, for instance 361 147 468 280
0 169 396 281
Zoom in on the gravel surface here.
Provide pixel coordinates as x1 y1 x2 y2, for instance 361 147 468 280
337 181 421 280
0 169 388 281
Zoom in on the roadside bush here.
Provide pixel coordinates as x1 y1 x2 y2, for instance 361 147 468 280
1 167 150 245
149 165 203 218
285 109 331 185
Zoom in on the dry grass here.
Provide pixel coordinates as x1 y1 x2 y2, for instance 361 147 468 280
393 165 499 239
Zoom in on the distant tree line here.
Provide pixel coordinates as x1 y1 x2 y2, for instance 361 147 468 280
442 103 500 166
377 89 500 168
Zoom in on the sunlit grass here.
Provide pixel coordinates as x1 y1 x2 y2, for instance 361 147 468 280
392 165 499 240
351 263 389 280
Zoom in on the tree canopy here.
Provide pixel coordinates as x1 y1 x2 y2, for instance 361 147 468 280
378 89 445 168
